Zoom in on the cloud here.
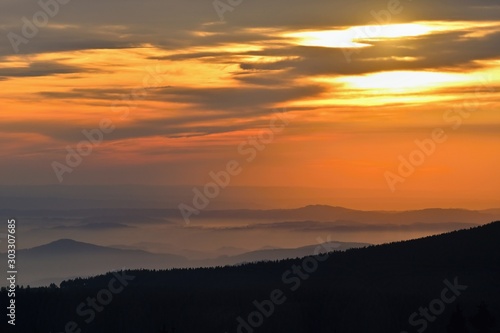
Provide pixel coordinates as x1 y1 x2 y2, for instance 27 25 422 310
51 222 134 230
2 0 499 57
156 84 326 110
1 0 499 191
0 61 100 79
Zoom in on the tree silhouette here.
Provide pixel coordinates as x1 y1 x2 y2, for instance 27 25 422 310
2 222 500 333
470 302 495 333
447 304 468 333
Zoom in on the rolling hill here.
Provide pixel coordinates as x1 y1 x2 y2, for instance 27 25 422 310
9 239 368 286
4 221 499 333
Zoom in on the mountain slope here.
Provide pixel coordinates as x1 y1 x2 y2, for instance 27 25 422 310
6 221 500 333
16 239 188 286
10 238 367 286
211 241 370 265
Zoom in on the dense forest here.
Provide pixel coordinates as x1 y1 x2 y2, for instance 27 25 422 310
2 221 500 333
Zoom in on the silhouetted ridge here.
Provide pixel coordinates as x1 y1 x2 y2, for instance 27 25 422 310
29 238 108 253
4 221 499 333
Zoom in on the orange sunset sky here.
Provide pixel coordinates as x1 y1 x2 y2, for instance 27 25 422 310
0 0 499 210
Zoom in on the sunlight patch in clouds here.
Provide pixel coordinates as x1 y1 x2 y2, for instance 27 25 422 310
336 71 471 92
284 23 435 49
284 21 500 49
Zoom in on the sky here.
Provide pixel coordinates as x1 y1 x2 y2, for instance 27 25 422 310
0 0 499 209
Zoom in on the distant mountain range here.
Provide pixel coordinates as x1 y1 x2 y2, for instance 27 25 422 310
2 204 500 287
0 185 497 212
6 220 500 333
209 241 370 266
2 205 499 225
15 239 186 286
11 238 368 286
191 205 500 224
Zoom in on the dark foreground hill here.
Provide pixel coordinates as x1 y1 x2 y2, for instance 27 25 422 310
2 222 500 333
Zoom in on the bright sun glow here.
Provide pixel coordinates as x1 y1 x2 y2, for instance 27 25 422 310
333 71 472 92
285 23 436 48
285 21 500 49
